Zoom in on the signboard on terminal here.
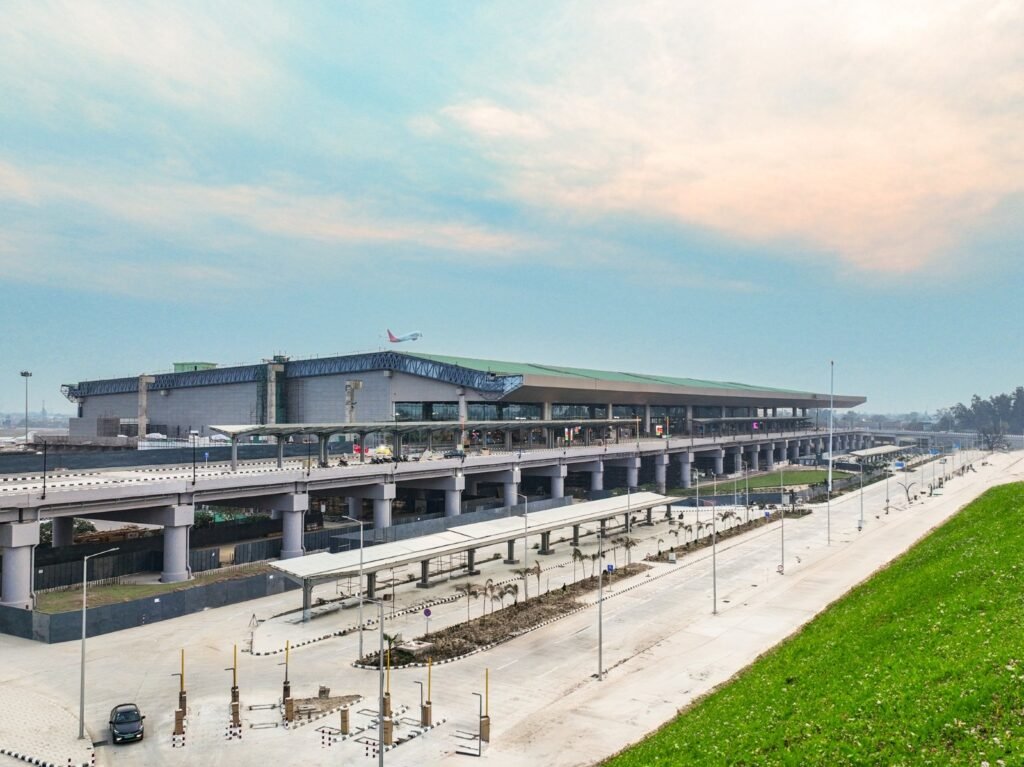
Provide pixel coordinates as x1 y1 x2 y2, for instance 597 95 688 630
894 461 906 469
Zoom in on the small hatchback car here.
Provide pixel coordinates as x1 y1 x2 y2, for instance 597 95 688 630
109 703 145 744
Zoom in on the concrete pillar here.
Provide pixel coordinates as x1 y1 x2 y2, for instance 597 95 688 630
0 522 39 609
162 524 191 583
458 388 468 446
366 572 376 600
504 481 518 508
653 454 668 493
280 510 306 560
731 449 742 473
160 505 194 583
265 363 284 425
590 469 604 492
348 497 361 518
504 540 518 565
373 498 392 529
445 489 462 517
419 560 430 588
231 439 238 471
625 465 639 489
51 516 75 547
764 445 775 470
277 439 285 469
539 531 553 555
137 374 155 440
643 404 651 435
466 549 480 575
550 474 565 498
318 435 328 467
679 452 692 488
712 449 724 476
747 446 760 472
572 525 580 547
542 402 552 421
788 442 800 462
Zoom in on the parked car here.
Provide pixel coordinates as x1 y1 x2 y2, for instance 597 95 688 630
443 449 466 459
110 703 145 744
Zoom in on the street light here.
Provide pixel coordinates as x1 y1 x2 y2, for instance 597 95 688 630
19 370 31 446
827 360 834 546
80 547 119 740
517 492 529 575
858 462 864 531
340 514 365 661
597 530 605 681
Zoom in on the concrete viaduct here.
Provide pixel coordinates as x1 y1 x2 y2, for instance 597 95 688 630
0 427 870 609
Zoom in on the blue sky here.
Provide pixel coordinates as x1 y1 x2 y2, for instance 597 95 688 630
2 1 1022 416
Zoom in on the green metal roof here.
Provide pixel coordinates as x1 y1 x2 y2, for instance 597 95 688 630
404 353 813 396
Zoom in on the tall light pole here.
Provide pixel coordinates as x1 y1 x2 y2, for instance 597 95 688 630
858 462 864 531
779 467 785 574
517 492 529 575
597 530 605 681
827 360 834 546
341 514 365 660
19 370 31 446
711 504 718 614
80 547 119 740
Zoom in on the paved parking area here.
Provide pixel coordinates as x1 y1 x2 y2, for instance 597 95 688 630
0 451 1018 767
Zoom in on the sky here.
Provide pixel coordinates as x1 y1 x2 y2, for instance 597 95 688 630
1 1 1022 416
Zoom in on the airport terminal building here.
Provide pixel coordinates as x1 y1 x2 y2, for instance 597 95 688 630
62 351 864 444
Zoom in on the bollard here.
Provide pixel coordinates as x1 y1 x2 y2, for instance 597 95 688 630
340 706 350 735
231 701 240 728
231 686 239 704
178 690 187 712
284 697 294 722
480 714 490 743
421 701 432 727
173 708 185 736
383 691 391 718
283 680 291 702
382 717 394 746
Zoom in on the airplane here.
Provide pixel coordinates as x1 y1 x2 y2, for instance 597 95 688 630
387 329 422 343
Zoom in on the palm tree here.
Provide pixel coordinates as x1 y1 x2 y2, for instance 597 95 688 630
482 578 495 618
454 582 479 623
610 537 623 568
512 567 531 601
382 630 403 665
622 537 638 565
504 582 519 606
590 551 600 578
656 538 664 555
683 522 694 543
669 529 680 547
531 561 542 596
491 591 504 614
572 547 586 583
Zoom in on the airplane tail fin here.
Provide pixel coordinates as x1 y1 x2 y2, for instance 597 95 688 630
387 329 399 342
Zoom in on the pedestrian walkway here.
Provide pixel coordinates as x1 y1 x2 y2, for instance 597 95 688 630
0 684 95 767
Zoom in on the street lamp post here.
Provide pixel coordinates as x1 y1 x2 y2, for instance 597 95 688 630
597 531 604 681
80 547 120 740
711 504 718 614
517 492 529 574
858 462 865 531
827 360 834 546
19 370 31 446
340 514 365 660
191 433 197 486
779 467 785 574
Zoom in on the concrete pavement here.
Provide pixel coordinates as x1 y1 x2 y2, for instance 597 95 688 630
0 450 1018 767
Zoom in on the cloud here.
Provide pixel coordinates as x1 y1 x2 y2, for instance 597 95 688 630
439 0 1024 275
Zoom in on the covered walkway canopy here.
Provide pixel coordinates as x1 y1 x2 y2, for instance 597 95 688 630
851 445 905 460
272 491 675 591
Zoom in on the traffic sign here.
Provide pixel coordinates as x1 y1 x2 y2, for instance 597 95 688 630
423 608 431 617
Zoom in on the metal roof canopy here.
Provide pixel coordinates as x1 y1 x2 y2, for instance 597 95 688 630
271 491 675 586
850 445 906 459
209 418 643 440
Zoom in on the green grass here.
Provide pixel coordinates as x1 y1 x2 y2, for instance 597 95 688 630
669 469 849 496
604 483 1024 767
35 564 273 613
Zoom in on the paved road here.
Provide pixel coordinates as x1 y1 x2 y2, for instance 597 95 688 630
0 450 1017 767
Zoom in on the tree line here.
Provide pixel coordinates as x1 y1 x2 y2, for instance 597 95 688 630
935 386 1024 448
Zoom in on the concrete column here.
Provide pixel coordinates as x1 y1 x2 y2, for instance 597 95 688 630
539 531 554 555
373 498 392 529
418 560 430 588
51 516 75 547
281 510 306 560
458 388 468 446
590 469 604 492
788 442 800 462
712 449 724 476
542 402 552 421
731 449 743 473
318 435 329 467
466 549 480 575
504 481 518 508
445 489 462 517
504 540 518 565
678 452 692 488
572 525 580 546
0 522 39 609
550 475 565 498
366 572 376 600
764 445 775 470
625 465 639 489
137 374 155 440
162 524 191 583
277 439 285 468
348 497 361 518
230 439 238 471
265 363 283 425
747 446 760 472
653 454 668 493
643 404 652 435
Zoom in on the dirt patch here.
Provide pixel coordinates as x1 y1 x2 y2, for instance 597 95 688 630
289 692 360 719
360 563 652 667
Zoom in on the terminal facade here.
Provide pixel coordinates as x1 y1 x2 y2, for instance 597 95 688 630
63 351 864 444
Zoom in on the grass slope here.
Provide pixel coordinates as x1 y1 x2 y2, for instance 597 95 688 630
668 469 849 497
605 483 1024 767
